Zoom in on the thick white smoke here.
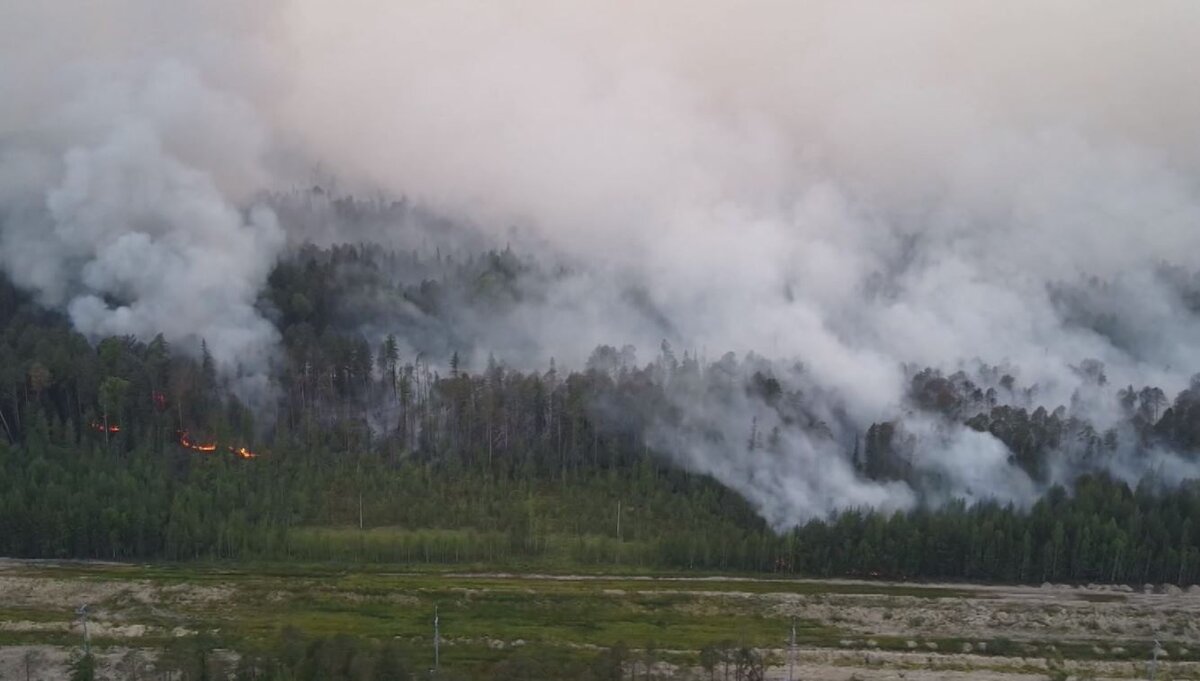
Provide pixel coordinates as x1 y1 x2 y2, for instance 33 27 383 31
275 1 1200 395
0 5 285 395
4 0 1200 522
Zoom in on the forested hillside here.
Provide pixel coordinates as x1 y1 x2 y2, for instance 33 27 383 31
3 245 1200 585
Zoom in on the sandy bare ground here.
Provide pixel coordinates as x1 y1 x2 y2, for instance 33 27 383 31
2 560 1196 679
763 587 1200 644
0 645 157 681
453 571 1200 648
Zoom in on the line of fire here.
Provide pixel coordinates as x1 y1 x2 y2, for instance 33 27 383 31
88 391 257 459
178 430 257 459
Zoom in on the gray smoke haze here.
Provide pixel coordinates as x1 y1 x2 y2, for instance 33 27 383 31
0 4 287 398
4 1 1200 523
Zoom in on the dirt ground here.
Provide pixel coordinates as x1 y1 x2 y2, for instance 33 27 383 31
764 582 1200 645
1 560 1195 680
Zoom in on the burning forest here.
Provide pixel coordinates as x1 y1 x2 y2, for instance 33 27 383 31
0 0 1198 581
177 431 257 459
6 5 1200 677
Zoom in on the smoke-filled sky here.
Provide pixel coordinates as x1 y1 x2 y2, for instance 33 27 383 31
4 1 1200 523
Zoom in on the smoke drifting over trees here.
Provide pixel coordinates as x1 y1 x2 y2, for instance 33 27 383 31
4 1 1200 525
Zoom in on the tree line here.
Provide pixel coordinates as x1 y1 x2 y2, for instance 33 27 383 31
2 251 1200 585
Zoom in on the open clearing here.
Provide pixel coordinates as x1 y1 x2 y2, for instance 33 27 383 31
0 559 1196 679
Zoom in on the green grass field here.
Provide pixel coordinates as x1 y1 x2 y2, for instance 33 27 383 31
0 559 985 672
1 548 1193 679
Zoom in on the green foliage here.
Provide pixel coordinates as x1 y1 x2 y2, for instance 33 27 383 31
3 262 1200 585
98 376 129 418
69 653 95 681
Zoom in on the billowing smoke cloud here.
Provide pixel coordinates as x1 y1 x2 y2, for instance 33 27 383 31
0 4 286 396
274 1 1200 395
5 1 1200 523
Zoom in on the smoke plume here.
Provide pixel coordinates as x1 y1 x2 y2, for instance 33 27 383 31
5 1 1200 523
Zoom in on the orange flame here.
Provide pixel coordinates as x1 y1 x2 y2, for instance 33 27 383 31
177 430 217 453
177 430 256 458
90 421 121 434
229 446 257 459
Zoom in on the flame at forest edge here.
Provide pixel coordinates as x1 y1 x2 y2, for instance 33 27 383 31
90 384 257 459
89 422 256 459
177 430 257 458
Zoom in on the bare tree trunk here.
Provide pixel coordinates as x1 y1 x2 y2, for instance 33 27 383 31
0 406 14 444
75 382 83 439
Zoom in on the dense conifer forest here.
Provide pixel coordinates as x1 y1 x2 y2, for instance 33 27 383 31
2 245 1200 585
11 6 1200 679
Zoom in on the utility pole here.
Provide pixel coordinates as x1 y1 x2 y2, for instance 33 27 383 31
76 604 90 655
788 617 796 681
1148 638 1162 681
